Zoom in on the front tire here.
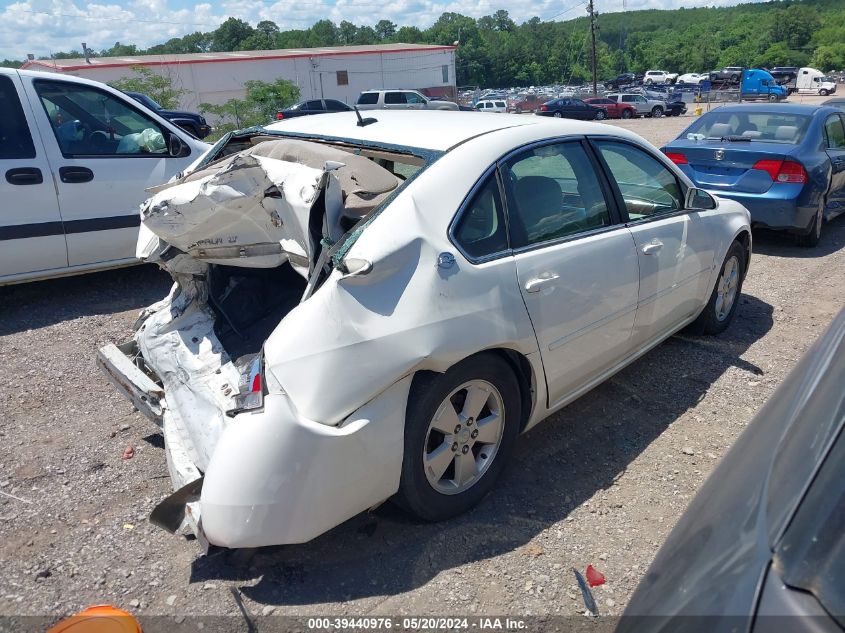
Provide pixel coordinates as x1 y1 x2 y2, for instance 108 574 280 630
651 106 664 117
595 110 606 120
819 89 829 96
690 241 746 335
621 108 633 119
396 355 521 522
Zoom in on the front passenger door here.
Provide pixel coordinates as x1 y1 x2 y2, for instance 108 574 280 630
592 139 717 346
504 140 640 407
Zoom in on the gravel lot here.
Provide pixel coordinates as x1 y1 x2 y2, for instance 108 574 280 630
1 110 844 627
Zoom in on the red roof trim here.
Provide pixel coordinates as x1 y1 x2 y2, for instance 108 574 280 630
21 45 456 71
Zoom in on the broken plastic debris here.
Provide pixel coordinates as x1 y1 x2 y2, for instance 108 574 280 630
586 564 606 587
122 446 135 460
123 523 134 530
572 567 599 616
47 605 142 632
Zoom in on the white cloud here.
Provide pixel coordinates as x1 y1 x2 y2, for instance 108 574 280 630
0 0 766 60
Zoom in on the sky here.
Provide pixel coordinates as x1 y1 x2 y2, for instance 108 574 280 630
0 0 767 61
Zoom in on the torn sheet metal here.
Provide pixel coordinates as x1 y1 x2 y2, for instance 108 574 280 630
140 139 401 275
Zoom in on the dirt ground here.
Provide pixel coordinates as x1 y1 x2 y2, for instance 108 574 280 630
1 109 844 627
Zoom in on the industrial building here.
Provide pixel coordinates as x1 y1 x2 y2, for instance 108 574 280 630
21 43 457 114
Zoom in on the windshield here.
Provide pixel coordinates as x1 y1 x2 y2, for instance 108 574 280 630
682 111 812 144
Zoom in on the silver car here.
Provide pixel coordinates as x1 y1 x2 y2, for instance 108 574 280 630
608 92 668 117
356 89 459 111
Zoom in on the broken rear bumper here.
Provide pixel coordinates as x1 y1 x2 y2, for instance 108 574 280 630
98 341 413 548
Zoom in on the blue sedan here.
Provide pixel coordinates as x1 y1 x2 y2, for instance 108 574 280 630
661 104 845 246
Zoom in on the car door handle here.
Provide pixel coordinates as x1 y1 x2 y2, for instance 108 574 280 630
524 273 560 293
5 167 43 185
642 240 664 255
59 166 94 183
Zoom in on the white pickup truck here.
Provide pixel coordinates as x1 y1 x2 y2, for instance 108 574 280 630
0 68 209 285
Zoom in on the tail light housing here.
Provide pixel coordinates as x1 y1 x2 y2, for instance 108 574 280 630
664 151 688 165
226 355 265 417
540 105 548 111
275 111 284 120
753 159 807 183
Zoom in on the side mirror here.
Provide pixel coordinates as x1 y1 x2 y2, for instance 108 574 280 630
167 133 190 158
685 187 718 210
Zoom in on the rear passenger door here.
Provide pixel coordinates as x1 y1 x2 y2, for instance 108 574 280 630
384 92 409 110
503 140 640 407
591 139 716 346
0 72 67 280
823 113 845 215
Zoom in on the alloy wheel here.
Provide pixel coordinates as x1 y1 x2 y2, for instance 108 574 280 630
714 256 739 322
423 380 505 495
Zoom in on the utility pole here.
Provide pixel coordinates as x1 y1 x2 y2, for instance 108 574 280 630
588 0 598 96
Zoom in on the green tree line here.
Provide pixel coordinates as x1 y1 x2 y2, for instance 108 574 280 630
5 0 845 87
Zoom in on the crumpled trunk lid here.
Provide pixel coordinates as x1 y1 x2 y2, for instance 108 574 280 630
139 138 401 276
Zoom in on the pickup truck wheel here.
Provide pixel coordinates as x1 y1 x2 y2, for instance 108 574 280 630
621 109 633 119
690 241 746 335
795 205 823 248
651 106 664 117
819 89 829 97
396 355 521 521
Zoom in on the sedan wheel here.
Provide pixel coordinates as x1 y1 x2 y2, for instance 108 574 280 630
689 241 746 335
553 111 562 118
396 354 521 521
796 205 824 248
595 110 606 120
423 380 504 495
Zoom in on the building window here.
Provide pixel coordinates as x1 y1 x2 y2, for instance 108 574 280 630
442 65 449 83
337 70 348 86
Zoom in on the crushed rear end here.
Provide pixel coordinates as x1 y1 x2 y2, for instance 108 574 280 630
97 133 414 549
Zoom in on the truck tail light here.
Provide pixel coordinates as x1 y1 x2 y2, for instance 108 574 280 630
664 151 688 165
753 159 807 183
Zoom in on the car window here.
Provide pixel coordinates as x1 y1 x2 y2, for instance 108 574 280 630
35 80 168 157
385 92 407 105
502 142 612 248
452 172 508 259
325 100 348 111
406 92 426 104
824 114 845 149
0 75 36 159
621 96 633 103
683 111 811 144
495 101 506 108
304 100 323 111
356 93 378 105
635 96 647 103
594 140 682 220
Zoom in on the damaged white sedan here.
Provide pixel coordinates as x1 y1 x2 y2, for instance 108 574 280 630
98 111 752 549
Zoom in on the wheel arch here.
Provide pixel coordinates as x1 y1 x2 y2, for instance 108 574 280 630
409 347 538 433
734 229 752 279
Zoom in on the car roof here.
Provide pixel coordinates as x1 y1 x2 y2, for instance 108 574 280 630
264 110 643 152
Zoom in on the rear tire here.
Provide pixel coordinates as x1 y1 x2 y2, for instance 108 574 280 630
553 111 562 118
689 241 746 335
621 109 633 119
396 355 522 522
795 206 823 248
595 110 606 120
651 106 664 117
